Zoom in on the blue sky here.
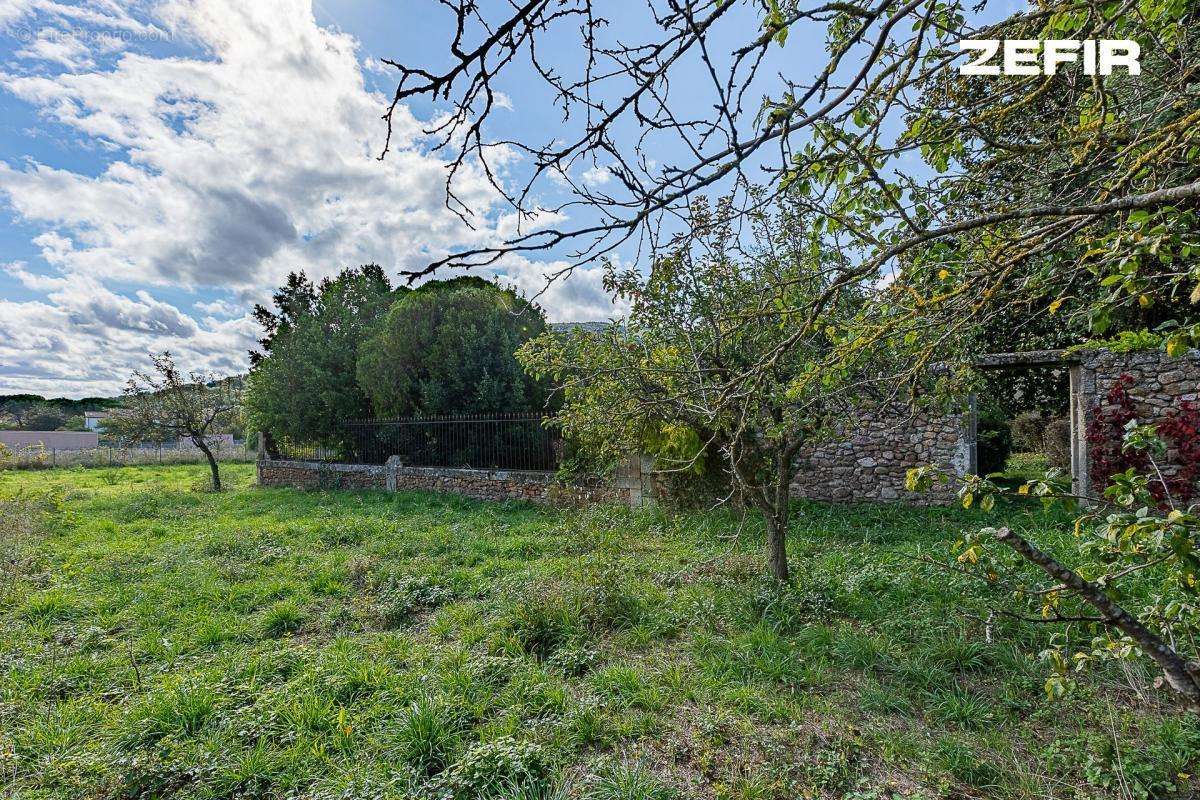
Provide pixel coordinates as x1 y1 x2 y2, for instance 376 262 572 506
0 0 1005 398
0 0 671 397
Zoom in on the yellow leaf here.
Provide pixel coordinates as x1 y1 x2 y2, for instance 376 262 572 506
937 269 949 280
1166 336 1188 358
1048 297 1064 314
1138 294 1152 308
962 492 974 509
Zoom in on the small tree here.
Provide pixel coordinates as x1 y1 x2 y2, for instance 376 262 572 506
520 196 911 581
121 353 240 491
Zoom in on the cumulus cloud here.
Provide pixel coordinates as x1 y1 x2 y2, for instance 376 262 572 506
0 0 619 396
580 164 612 186
489 256 629 324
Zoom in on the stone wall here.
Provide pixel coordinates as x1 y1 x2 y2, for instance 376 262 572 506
789 407 972 503
256 347 1196 508
1074 347 1200 496
781 347 1198 504
258 460 387 491
258 457 637 507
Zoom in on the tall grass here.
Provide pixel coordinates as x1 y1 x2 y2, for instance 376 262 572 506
0 463 1195 799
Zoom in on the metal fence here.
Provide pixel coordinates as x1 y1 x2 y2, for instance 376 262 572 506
274 413 561 472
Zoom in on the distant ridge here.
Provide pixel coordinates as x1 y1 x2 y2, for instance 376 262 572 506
549 321 611 334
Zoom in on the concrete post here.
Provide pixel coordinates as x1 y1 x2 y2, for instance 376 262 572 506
385 455 401 492
1069 364 1091 503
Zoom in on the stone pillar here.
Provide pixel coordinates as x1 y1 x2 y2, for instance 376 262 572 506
612 453 650 509
1069 365 1091 502
638 454 657 508
385 455 401 492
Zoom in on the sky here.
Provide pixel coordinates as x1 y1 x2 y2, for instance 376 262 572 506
0 0 647 398
0 0 1019 399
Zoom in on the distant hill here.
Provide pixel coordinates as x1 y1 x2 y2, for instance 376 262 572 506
0 394 122 414
549 321 611 334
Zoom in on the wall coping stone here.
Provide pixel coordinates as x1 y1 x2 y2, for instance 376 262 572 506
974 349 1074 369
267 459 383 473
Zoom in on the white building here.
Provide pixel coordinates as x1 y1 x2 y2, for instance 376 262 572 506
83 411 110 431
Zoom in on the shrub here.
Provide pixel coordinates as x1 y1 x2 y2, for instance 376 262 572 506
1042 417 1071 469
1009 411 1046 452
975 417 1011 476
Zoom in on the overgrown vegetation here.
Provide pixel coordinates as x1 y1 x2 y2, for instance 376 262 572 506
520 196 927 581
246 271 550 454
912 413 1200 711
1 464 1196 799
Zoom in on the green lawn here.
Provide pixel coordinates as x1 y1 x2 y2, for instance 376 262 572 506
0 464 1194 799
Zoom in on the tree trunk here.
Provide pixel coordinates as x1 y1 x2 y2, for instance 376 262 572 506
766 443 800 582
194 437 221 491
729 435 798 583
766 511 790 582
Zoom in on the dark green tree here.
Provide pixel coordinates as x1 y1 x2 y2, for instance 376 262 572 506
357 281 548 418
249 271 318 367
245 265 398 448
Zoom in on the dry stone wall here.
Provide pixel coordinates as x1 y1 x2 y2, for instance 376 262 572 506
257 460 387 491
258 457 635 506
256 347 1197 508
1075 347 1200 496
789 408 972 503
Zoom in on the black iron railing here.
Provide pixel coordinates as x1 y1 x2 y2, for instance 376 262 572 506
273 412 561 471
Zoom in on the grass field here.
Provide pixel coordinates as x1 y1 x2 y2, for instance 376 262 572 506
1 464 1195 799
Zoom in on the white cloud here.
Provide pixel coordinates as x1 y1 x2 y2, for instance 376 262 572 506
14 28 96 69
0 0 619 396
487 256 628 324
580 163 611 186
193 297 237 317
1 0 485 290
